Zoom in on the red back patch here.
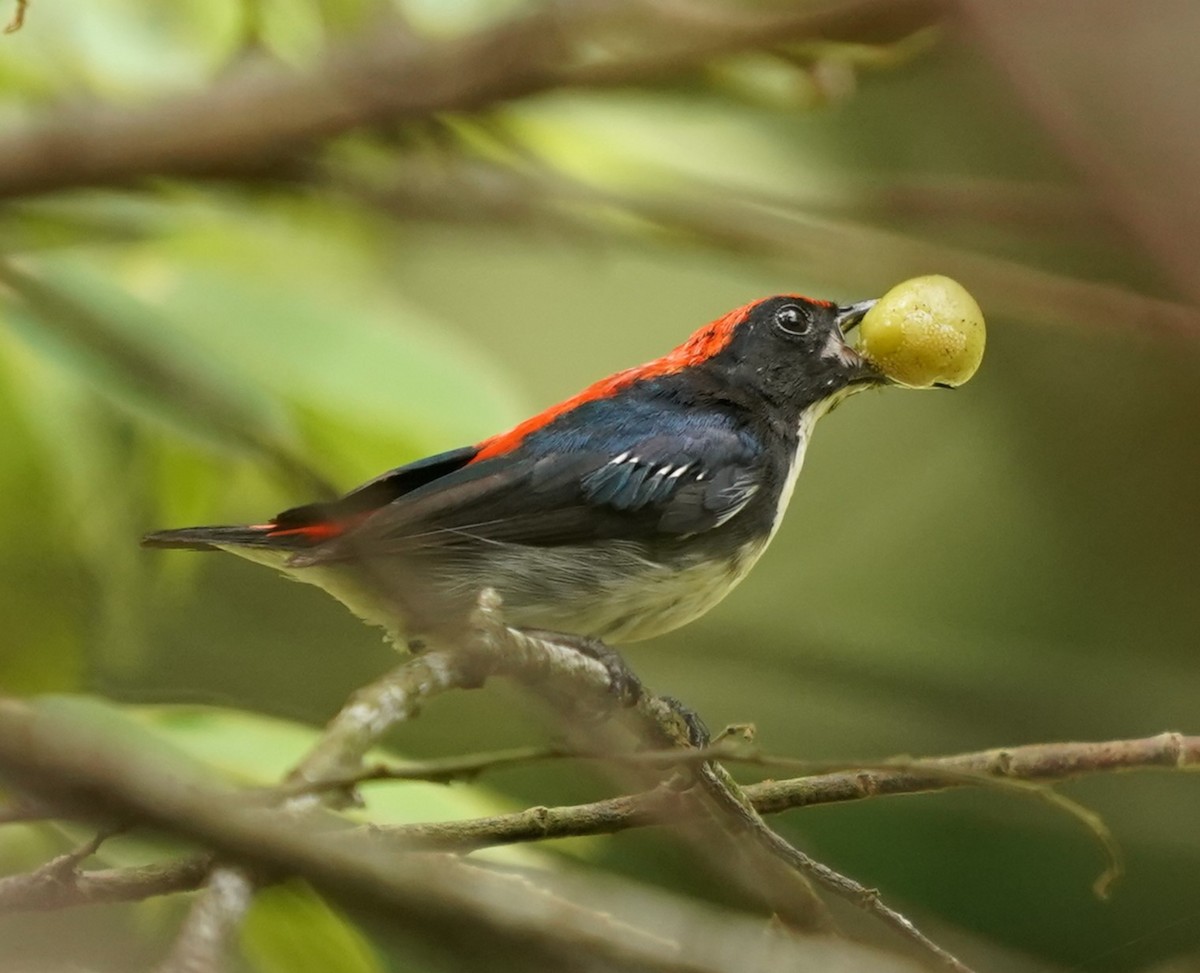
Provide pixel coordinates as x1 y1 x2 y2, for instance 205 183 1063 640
472 300 760 463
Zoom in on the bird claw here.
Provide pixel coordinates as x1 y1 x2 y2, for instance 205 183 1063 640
657 695 711 748
572 636 645 707
517 629 644 707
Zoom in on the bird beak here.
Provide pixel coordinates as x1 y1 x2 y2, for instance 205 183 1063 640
828 299 889 385
835 300 876 334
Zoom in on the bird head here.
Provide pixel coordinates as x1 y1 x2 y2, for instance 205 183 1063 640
468 293 887 465
662 294 886 413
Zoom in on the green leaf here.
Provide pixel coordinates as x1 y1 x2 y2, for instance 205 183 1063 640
0 194 174 252
254 0 327 66
132 195 524 454
243 881 384 973
0 338 88 691
0 258 331 495
10 0 241 95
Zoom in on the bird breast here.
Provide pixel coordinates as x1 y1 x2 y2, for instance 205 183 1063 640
457 537 773 643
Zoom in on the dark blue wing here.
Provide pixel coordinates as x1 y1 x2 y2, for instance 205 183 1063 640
299 395 767 562
572 436 761 534
518 395 766 537
270 446 479 532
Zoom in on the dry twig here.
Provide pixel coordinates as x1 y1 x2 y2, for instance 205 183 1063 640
0 857 211 912
3 0 26 34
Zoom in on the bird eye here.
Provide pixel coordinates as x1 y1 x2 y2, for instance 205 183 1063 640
774 304 812 337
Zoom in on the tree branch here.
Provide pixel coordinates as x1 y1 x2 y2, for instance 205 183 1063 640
0 795 55 825
747 731 1200 812
275 730 1198 798
340 157 1200 341
160 645 489 971
0 856 211 912
7 731 1191 914
470 609 841 936
376 732 1199 851
158 589 662 971
459 613 967 965
5 593 1194 969
0 694 926 973
2 714 1194 973
152 867 254 973
3 0 26 34
0 0 945 201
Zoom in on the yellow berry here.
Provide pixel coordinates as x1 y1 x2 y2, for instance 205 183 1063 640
859 275 985 388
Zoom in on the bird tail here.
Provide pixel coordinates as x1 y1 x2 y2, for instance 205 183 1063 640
141 524 302 552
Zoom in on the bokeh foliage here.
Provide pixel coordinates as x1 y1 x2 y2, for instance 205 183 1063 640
0 1 1198 971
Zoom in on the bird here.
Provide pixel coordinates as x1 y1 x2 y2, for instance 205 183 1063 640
143 294 886 656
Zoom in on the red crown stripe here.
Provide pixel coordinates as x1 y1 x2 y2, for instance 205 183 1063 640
471 301 756 464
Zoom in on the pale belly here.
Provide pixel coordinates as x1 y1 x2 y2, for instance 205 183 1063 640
457 538 772 643
223 537 770 645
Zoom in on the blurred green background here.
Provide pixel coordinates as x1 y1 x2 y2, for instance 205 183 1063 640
1 1 1198 971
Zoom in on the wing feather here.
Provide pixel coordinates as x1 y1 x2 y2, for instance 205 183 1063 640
295 403 767 565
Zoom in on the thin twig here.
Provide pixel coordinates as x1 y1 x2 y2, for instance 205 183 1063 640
631 694 839 934
373 732 1200 851
0 857 212 912
278 731 1196 791
1 733 1194 913
704 778 975 973
153 867 254 973
745 732 1200 810
0 827 121 913
273 745 572 794
611 689 972 966
3 0 26 34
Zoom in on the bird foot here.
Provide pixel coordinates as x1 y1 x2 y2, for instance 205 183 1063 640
656 695 711 748
519 630 644 707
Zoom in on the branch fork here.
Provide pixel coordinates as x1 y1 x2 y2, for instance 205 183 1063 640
2 588 1197 973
